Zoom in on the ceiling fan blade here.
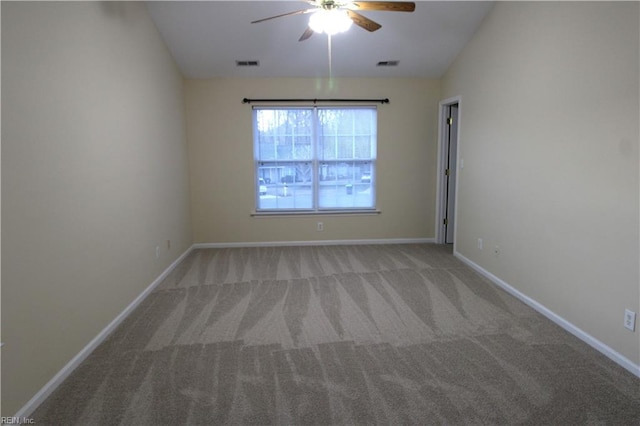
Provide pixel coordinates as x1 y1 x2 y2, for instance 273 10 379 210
350 1 415 12
299 26 315 41
346 10 382 32
251 9 312 24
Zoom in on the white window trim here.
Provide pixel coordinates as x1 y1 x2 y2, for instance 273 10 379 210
253 105 377 214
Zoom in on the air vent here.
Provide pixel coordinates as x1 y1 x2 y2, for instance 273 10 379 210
236 60 260 67
376 60 399 67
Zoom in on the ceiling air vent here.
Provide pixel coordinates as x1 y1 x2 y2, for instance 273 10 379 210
236 60 260 67
376 60 399 67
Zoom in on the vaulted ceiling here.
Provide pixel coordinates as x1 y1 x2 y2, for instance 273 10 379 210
146 1 494 79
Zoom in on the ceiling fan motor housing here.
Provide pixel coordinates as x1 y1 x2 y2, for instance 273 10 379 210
320 1 340 10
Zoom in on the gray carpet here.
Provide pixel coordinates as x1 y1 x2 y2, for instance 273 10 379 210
32 244 640 424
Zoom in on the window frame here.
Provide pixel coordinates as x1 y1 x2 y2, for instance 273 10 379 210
253 105 378 214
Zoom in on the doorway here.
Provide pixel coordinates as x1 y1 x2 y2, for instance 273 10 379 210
436 98 460 245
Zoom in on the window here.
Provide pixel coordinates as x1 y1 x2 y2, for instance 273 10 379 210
254 106 377 212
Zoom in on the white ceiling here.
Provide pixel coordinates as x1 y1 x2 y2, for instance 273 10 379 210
146 1 494 79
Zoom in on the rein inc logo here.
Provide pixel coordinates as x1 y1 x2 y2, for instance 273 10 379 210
1 418 35 425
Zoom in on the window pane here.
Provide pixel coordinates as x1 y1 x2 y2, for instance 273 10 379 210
336 136 353 159
320 135 336 159
257 162 313 210
354 136 373 159
255 109 313 161
318 161 374 209
318 108 376 161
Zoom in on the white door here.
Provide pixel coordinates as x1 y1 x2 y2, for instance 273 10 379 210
443 104 458 244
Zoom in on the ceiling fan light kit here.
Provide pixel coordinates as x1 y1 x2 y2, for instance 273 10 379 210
309 9 353 35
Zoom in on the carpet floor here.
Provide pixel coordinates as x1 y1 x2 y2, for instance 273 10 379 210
32 244 640 424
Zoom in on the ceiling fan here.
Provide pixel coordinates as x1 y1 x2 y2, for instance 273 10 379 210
251 1 416 41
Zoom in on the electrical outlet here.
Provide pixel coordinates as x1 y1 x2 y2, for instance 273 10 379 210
624 309 636 331
317 222 324 232
494 245 500 256
155 246 160 259
167 240 171 250
477 238 483 250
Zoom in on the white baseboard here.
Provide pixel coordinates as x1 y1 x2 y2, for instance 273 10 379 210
454 250 640 378
14 245 195 419
194 238 435 249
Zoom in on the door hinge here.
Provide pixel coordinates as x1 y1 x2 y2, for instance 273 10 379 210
445 168 450 176
447 117 453 126
443 218 448 225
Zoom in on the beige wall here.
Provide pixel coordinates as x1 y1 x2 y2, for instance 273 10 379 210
1 2 192 414
186 78 441 244
443 2 640 364
4 0 636 416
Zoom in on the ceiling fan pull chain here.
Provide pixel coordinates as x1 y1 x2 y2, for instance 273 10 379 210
328 33 332 79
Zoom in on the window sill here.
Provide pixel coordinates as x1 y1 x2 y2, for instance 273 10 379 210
251 209 381 217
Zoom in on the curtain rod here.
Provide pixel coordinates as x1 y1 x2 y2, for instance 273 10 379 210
242 98 389 104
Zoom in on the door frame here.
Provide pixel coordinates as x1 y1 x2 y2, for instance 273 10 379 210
435 96 461 245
